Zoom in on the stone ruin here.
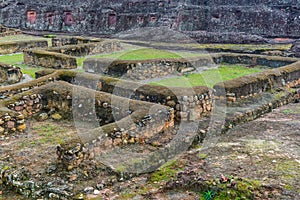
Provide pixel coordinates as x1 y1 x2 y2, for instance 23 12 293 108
0 63 23 85
0 5 298 196
0 24 22 37
0 33 298 198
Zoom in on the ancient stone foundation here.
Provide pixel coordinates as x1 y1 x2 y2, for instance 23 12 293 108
0 24 22 37
0 40 48 54
24 39 121 68
24 50 77 69
84 53 298 82
0 50 299 199
0 63 23 85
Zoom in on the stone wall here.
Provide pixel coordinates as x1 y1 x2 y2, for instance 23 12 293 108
52 36 102 47
0 71 60 99
214 61 300 102
32 70 214 122
0 92 43 134
0 24 22 37
0 40 48 54
0 80 174 141
57 71 213 122
185 31 268 44
213 53 298 68
0 111 26 134
2 1 300 38
83 54 297 81
0 63 23 85
24 50 77 69
0 80 175 171
83 58 206 80
48 40 121 57
24 40 121 68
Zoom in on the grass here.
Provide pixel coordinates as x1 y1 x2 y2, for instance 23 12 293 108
150 159 185 183
204 178 262 200
29 123 67 145
0 53 41 78
150 64 264 88
76 48 205 67
282 106 300 114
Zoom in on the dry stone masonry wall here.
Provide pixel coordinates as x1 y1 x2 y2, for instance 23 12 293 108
0 63 23 85
0 48 299 198
47 40 121 57
83 53 298 81
214 61 300 102
24 50 77 69
0 40 48 54
57 71 213 122
52 36 103 47
0 24 22 37
83 58 205 80
24 39 121 69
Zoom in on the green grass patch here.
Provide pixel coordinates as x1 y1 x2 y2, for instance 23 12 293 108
77 48 205 66
0 53 23 65
76 57 86 67
282 106 300 114
150 159 185 183
151 64 264 88
30 123 67 145
199 178 262 200
0 53 41 78
91 48 180 60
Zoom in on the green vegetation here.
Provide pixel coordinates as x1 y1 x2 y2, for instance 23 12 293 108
76 48 205 67
199 177 262 200
0 53 23 65
43 34 57 38
91 48 203 60
0 53 41 78
282 106 300 114
150 159 185 183
76 57 86 67
17 122 69 149
29 123 67 145
151 64 264 88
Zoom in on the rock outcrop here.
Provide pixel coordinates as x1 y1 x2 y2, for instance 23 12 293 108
1 0 300 38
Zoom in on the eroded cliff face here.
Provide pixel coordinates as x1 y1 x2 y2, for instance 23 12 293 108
1 0 300 37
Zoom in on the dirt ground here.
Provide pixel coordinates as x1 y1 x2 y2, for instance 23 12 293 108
106 103 300 200
0 103 299 199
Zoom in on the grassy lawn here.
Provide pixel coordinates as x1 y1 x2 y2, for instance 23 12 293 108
150 64 264 88
0 53 41 78
77 48 205 67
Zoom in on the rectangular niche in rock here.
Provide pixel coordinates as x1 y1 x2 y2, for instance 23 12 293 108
108 13 117 28
27 10 37 24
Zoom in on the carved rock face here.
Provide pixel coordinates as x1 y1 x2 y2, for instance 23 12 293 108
0 0 300 37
